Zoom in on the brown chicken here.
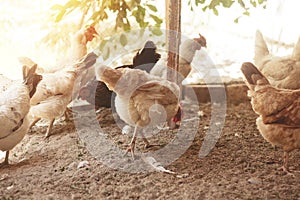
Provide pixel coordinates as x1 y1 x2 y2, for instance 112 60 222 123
96 65 180 159
241 62 300 174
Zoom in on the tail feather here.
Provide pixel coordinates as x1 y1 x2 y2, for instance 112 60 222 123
241 62 269 86
22 64 43 98
292 37 300 61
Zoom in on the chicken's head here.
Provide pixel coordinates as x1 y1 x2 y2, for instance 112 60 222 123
84 26 98 42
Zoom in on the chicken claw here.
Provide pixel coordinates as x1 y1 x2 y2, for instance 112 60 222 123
277 152 295 177
124 140 136 160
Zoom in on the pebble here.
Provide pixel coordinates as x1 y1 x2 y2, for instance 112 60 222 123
77 160 89 169
247 177 262 185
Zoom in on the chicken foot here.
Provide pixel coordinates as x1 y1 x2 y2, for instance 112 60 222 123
278 152 294 176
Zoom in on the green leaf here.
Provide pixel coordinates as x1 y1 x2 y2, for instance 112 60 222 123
123 19 131 32
103 47 110 60
55 10 66 22
149 27 163 36
250 0 257 7
243 10 250 16
234 17 240 23
237 0 246 8
146 4 157 12
212 8 219 16
150 14 162 24
120 34 128 46
65 0 80 9
99 39 108 51
209 0 220 9
220 0 234 8
51 4 64 10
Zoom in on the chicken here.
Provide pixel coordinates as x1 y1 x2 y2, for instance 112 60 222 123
78 41 161 109
65 25 98 89
96 65 180 159
254 30 300 89
241 62 300 174
0 64 42 166
65 25 98 66
150 33 205 83
29 52 98 138
132 40 161 72
19 25 98 75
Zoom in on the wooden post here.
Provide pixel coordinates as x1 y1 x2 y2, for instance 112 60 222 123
165 0 181 84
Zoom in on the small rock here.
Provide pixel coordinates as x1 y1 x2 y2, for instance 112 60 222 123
77 160 89 169
247 177 262 185
7 185 13 190
176 173 189 178
0 174 8 181
198 111 204 117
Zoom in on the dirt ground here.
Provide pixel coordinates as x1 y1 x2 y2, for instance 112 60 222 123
0 100 299 200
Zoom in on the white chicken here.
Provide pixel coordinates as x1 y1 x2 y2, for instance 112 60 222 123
150 34 206 83
63 25 98 89
96 65 180 159
19 25 98 90
0 64 42 166
254 30 300 89
29 52 98 138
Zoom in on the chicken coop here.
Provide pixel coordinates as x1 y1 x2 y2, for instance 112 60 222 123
0 0 299 199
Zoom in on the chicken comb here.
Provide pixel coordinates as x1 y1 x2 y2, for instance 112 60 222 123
85 25 98 35
241 62 269 86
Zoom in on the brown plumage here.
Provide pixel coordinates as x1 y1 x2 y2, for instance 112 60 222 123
96 65 180 159
29 52 98 138
241 62 300 174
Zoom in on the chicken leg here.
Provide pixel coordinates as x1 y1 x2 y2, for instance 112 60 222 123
0 151 9 167
124 126 138 160
124 126 151 160
278 152 294 176
44 119 55 139
29 117 41 129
